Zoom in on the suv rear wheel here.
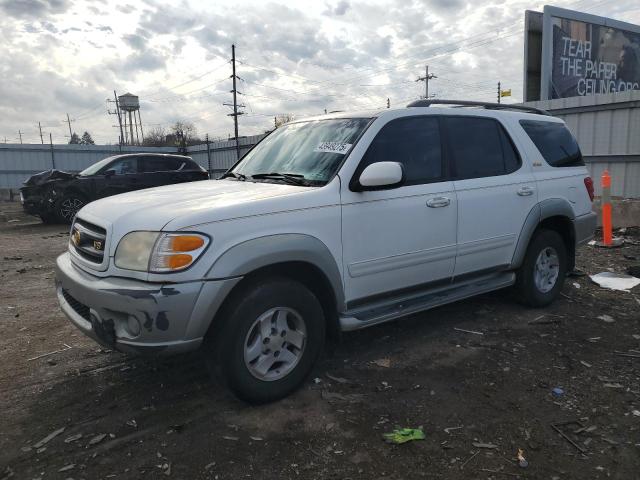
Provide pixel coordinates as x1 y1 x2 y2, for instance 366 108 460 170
206 277 325 404
515 229 567 307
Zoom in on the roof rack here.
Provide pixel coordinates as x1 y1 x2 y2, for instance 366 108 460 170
406 99 551 116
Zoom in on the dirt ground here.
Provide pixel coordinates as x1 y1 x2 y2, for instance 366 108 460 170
1 201 639 480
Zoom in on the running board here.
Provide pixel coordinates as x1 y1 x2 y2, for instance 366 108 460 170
339 272 516 332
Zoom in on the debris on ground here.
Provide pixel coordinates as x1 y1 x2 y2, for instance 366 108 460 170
471 441 498 449
326 373 350 384
383 428 425 444
598 314 615 323
87 433 107 446
64 433 82 443
321 390 364 403
27 344 72 362
552 387 564 397
589 272 640 291
32 427 65 449
595 237 625 248
371 358 391 368
517 448 528 468
1 204 639 479
444 426 463 434
453 327 483 335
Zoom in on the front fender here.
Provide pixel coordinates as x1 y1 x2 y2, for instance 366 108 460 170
205 233 345 309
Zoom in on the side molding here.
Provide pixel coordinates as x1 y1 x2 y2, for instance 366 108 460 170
511 198 576 269
206 234 345 309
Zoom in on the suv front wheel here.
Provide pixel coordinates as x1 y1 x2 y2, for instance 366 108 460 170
206 277 325 404
515 229 567 307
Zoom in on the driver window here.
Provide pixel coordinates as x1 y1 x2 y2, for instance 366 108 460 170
360 116 443 185
106 157 138 175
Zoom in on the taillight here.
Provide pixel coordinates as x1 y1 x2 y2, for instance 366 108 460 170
584 176 594 202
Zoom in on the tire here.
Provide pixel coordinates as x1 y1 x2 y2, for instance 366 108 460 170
55 193 86 224
205 277 325 404
39 212 60 224
515 229 567 307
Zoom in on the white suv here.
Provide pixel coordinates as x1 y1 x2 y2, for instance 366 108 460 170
55 100 596 403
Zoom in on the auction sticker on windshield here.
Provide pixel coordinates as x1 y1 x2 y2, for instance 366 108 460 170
314 142 352 154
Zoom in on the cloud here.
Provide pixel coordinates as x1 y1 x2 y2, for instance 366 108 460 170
324 0 350 16
2 0 639 144
122 33 147 50
116 3 135 14
114 49 166 73
0 0 72 19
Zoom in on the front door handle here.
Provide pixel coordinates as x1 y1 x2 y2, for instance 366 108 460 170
517 186 534 196
426 196 451 208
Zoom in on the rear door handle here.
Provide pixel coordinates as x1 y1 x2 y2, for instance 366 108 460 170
517 186 534 196
426 196 451 208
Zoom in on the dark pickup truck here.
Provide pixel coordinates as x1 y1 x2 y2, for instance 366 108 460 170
20 153 209 223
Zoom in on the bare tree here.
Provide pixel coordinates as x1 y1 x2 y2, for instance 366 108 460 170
274 114 295 128
142 127 168 147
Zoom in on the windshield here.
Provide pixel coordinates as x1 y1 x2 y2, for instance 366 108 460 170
78 156 119 176
231 118 371 185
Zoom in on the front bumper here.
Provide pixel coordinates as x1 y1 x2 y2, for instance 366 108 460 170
55 252 240 355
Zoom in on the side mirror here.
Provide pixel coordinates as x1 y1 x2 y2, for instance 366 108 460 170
104 169 116 177
357 162 404 190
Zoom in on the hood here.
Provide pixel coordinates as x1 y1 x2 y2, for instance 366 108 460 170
77 179 331 238
23 169 75 187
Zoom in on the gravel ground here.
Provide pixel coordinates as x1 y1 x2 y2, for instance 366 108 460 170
1 201 639 480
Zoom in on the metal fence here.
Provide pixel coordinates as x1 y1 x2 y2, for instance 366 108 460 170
0 134 265 190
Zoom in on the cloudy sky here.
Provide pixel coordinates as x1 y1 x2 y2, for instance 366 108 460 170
1 0 639 145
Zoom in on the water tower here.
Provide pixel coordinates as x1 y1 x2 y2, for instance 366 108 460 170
117 92 144 145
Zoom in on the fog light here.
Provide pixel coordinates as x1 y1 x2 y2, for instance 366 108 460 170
127 315 141 337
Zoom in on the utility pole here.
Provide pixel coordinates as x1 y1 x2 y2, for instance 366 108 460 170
137 110 144 144
18 130 23 144
416 65 436 99
38 122 44 144
206 133 212 174
66 113 73 139
114 90 125 146
224 44 245 160
49 133 55 169
497 82 501 104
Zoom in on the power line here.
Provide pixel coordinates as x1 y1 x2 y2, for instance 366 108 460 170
144 60 231 98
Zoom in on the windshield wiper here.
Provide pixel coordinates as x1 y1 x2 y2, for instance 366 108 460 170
221 171 247 181
250 172 309 186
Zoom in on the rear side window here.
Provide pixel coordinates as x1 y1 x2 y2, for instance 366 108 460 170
360 116 442 185
520 120 584 167
445 117 521 179
142 157 180 172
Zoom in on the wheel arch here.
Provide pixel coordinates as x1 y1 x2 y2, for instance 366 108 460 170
511 199 576 270
205 234 345 338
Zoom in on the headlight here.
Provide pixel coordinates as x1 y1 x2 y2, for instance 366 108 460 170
114 232 159 271
114 232 210 273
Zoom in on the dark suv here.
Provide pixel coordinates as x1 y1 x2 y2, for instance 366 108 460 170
21 153 209 223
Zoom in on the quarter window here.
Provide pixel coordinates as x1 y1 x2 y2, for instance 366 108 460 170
445 117 521 179
520 120 584 167
359 116 443 185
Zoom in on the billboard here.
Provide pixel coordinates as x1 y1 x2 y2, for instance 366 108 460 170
524 6 640 101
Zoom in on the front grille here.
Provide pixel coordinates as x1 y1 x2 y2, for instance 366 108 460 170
71 219 107 264
62 289 90 321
